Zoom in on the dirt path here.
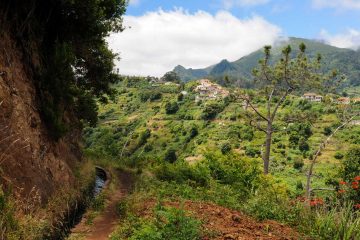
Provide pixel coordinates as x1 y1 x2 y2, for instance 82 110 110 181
70 170 133 240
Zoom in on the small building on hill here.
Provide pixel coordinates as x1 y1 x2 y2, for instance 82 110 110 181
194 79 229 102
303 93 323 102
336 97 351 105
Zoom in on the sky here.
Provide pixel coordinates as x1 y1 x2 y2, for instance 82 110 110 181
108 0 360 77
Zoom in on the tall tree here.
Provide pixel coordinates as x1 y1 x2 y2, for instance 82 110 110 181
0 0 127 138
241 43 340 174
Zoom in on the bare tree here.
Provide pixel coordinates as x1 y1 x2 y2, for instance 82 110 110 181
305 109 359 198
241 43 340 174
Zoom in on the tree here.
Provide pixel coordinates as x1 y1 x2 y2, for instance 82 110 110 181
305 112 359 198
201 102 224 120
1 0 127 138
162 71 181 83
240 43 339 174
165 102 179 114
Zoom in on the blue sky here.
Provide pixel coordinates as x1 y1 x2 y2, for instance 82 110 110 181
127 0 360 38
108 0 360 76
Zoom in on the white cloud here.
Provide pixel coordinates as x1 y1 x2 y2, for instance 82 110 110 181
107 9 282 77
129 0 140 6
222 0 270 9
320 29 360 49
312 0 360 9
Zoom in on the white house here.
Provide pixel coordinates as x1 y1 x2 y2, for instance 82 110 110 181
303 93 323 102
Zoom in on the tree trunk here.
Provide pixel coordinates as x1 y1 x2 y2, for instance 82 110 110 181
263 123 272 174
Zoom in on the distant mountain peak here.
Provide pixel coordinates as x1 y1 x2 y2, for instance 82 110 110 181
172 37 360 88
174 65 186 70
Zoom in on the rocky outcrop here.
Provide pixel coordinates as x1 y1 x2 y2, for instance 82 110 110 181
0 24 81 204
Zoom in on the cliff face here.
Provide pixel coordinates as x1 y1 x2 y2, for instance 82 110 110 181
0 26 81 204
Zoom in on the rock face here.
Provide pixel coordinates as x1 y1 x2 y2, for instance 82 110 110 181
0 25 81 204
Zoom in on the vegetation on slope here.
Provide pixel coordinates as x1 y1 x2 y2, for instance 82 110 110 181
82 72 360 239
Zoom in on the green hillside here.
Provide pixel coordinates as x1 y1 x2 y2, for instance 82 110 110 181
174 37 360 88
82 77 360 239
86 78 359 192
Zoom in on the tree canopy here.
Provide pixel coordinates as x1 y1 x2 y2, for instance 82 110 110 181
0 0 127 138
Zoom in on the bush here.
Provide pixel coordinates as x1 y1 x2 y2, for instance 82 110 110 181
334 152 344 160
220 142 232 154
323 126 332 136
155 162 210 187
177 93 184 102
201 102 224 120
164 149 177 163
150 92 162 101
240 126 254 141
140 91 162 102
91 193 106 211
116 200 128 218
289 133 300 146
205 152 262 199
245 146 260 157
298 137 310 152
129 207 201 240
189 126 199 139
298 99 312 110
165 102 179 114
144 144 153 152
245 179 302 224
293 157 304 170
342 147 360 182
138 129 151 146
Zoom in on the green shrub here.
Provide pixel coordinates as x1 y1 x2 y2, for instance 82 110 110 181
298 99 312 110
177 93 184 102
342 147 360 181
298 137 310 152
116 200 128 218
91 193 106 211
289 133 300 147
334 152 344 160
155 162 210 188
150 92 162 101
240 126 254 141
129 207 201 240
205 152 262 199
245 180 303 224
201 102 224 120
165 102 179 114
164 149 177 163
323 126 332 136
220 142 232 154
144 144 153 152
138 129 151 146
293 157 304 170
189 126 199 139
245 146 260 157
139 91 162 102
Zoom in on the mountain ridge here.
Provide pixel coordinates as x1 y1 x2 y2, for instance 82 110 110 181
173 37 360 88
